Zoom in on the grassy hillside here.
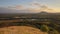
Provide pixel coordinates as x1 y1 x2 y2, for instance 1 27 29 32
0 13 60 34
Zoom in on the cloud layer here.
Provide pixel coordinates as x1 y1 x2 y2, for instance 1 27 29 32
0 0 57 13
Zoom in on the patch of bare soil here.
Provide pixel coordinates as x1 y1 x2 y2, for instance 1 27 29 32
0 26 48 34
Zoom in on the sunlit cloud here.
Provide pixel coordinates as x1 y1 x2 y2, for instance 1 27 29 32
0 0 60 13
29 1 55 13
7 5 25 10
15 5 24 9
5 0 60 13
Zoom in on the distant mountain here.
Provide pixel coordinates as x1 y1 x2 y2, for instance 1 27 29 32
36 11 49 15
39 11 48 14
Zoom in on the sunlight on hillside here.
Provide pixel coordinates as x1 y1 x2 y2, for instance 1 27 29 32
0 26 48 34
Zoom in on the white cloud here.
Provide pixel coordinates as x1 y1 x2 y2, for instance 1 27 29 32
31 1 55 12
7 5 25 10
6 1 55 13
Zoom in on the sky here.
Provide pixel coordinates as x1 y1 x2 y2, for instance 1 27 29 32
0 0 60 13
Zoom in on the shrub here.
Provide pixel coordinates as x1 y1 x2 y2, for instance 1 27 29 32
40 25 49 32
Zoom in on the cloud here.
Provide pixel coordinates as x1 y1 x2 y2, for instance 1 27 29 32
6 0 53 12
15 5 24 9
7 5 25 10
6 1 55 13
31 2 40 6
0 7 40 13
30 1 55 12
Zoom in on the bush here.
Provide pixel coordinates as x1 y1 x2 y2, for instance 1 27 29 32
40 25 49 32
53 30 59 34
48 27 59 34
